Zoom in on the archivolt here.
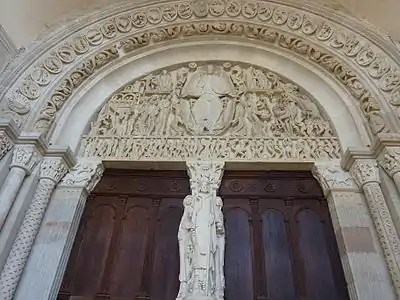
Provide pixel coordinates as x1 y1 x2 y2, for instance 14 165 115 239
1 0 400 140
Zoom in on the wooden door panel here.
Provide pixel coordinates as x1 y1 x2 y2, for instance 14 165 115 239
151 206 181 300
59 170 349 300
71 204 117 296
297 209 339 300
224 208 254 300
109 205 150 297
262 209 296 300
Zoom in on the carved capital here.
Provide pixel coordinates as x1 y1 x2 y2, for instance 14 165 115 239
186 160 225 192
312 163 357 195
39 157 68 183
10 145 40 174
60 159 104 192
379 148 400 177
350 159 380 188
0 131 13 161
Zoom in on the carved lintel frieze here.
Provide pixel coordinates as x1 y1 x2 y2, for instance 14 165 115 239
39 157 68 183
312 162 358 195
10 145 40 174
350 159 380 188
59 159 104 192
177 160 225 300
80 136 341 161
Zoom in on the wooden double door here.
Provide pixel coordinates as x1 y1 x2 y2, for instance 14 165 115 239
58 170 349 300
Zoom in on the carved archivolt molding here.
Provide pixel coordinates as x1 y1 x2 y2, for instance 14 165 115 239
0 0 399 140
79 62 341 160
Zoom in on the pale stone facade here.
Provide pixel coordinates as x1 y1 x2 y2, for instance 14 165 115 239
0 0 400 299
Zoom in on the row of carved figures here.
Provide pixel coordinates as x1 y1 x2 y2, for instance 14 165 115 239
88 63 334 138
88 90 332 137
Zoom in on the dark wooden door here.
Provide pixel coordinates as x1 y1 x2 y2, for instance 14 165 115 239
220 171 349 300
58 170 349 300
58 170 190 300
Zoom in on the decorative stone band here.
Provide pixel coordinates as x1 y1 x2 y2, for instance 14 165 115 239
312 162 358 196
79 136 341 161
349 159 400 297
0 157 68 300
30 20 391 137
59 158 104 192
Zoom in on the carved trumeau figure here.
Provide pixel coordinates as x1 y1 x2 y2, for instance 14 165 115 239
80 62 341 160
177 161 225 300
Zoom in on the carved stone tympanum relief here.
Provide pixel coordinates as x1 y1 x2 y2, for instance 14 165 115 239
80 62 340 160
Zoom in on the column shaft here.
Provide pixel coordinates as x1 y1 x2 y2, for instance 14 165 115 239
0 168 26 230
362 181 400 290
313 162 397 299
350 159 400 297
0 145 39 231
0 158 67 300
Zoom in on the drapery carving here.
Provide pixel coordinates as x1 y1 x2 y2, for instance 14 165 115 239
80 62 340 160
177 161 225 300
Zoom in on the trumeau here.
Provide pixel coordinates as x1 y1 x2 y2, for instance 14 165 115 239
79 62 341 161
0 0 400 143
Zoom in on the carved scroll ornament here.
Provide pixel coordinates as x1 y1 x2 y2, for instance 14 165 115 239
79 62 341 160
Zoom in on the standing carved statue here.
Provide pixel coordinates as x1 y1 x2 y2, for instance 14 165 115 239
214 196 225 300
177 195 196 300
177 161 225 300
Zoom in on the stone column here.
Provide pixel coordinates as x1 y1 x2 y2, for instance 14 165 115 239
0 119 19 187
0 145 40 230
349 159 400 297
313 162 397 300
177 160 225 300
14 159 104 300
0 157 68 300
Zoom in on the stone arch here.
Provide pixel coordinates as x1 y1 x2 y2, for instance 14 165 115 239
50 43 367 158
0 2 400 300
0 0 399 145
